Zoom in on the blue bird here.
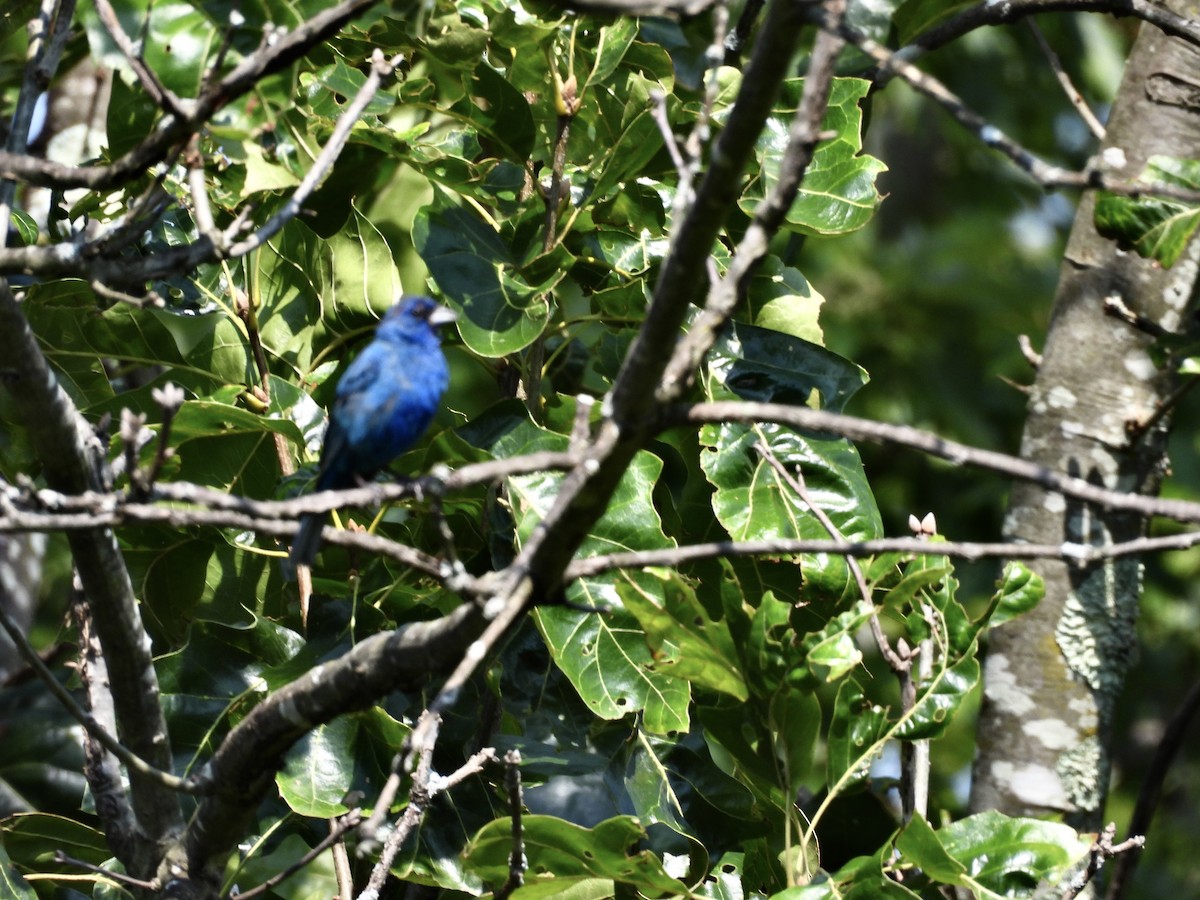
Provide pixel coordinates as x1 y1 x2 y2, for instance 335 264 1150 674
288 296 455 571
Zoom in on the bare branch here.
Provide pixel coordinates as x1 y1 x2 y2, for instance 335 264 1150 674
230 810 363 900
564 530 1200 579
667 401 1200 524
93 0 186 118
1062 823 1145 899
222 49 405 259
559 0 719 14
0 0 386 193
913 0 1200 55
1105 681 1200 899
185 601 488 881
819 10 1200 202
0 595 201 794
1025 20 1106 140
658 0 848 400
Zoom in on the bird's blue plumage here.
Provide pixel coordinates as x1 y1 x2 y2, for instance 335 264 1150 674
288 296 454 571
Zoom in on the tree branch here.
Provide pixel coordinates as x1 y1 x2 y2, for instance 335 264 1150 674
913 0 1200 55
184 601 488 885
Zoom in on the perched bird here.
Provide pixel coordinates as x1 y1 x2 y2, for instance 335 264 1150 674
288 296 455 571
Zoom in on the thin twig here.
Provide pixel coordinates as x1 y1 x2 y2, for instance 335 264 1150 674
754 440 905 672
0 595 204 794
496 749 527 900
1063 823 1144 900
228 810 363 900
1024 20 1105 140
564 530 1200 580
814 9 1200 203
222 49 404 259
657 0 847 401
53 851 158 891
93 0 187 118
914 0 1200 56
1105 681 1200 899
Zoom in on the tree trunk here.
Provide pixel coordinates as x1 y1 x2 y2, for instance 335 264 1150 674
970 15 1200 830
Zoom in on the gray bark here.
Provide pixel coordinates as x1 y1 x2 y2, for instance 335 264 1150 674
970 16 1200 830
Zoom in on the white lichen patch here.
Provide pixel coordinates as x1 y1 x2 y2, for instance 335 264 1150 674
991 761 1072 810
983 654 1036 715
1101 146 1127 169
1023 718 1079 750
1068 696 1099 733
1046 385 1077 409
1043 493 1066 513
1122 349 1157 381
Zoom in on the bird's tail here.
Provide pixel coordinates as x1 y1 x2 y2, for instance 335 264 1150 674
285 513 325 580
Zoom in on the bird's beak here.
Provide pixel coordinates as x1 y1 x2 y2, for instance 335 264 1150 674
429 305 457 327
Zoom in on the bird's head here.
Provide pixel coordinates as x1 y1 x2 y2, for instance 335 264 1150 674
379 296 457 341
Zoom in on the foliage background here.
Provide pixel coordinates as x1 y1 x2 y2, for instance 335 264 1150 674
1 0 1199 897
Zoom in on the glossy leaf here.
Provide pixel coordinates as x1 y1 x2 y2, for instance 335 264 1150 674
413 191 554 356
0 844 34 900
739 78 886 236
465 815 690 897
894 656 980 740
826 680 889 792
464 407 686 732
983 560 1046 629
1095 156 1200 268
894 812 968 884
769 688 821 790
618 569 749 701
935 812 1090 895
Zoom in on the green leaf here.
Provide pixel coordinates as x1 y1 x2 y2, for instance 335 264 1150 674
709 319 868 411
748 258 826 345
0 813 110 873
982 560 1046 628
586 18 640 88
1095 156 1200 268
892 0 977 44
626 730 690 835
789 601 873 687
465 815 690 897
698 703 790 812
23 281 249 408
278 718 358 818
0 681 86 818
826 680 888 792
699 320 879 594
257 205 405 375
745 588 796 696
935 812 1090 896
233 833 338 898
618 569 749 701
699 423 881 596
878 562 952 613
460 62 536 161
465 407 685 732
278 709 408 818
301 59 397 119
894 656 979 740
894 812 968 884
769 689 821 790
782 853 921 898
739 78 886 236
0 844 35 900
8 210 37 246
413 190 554 356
